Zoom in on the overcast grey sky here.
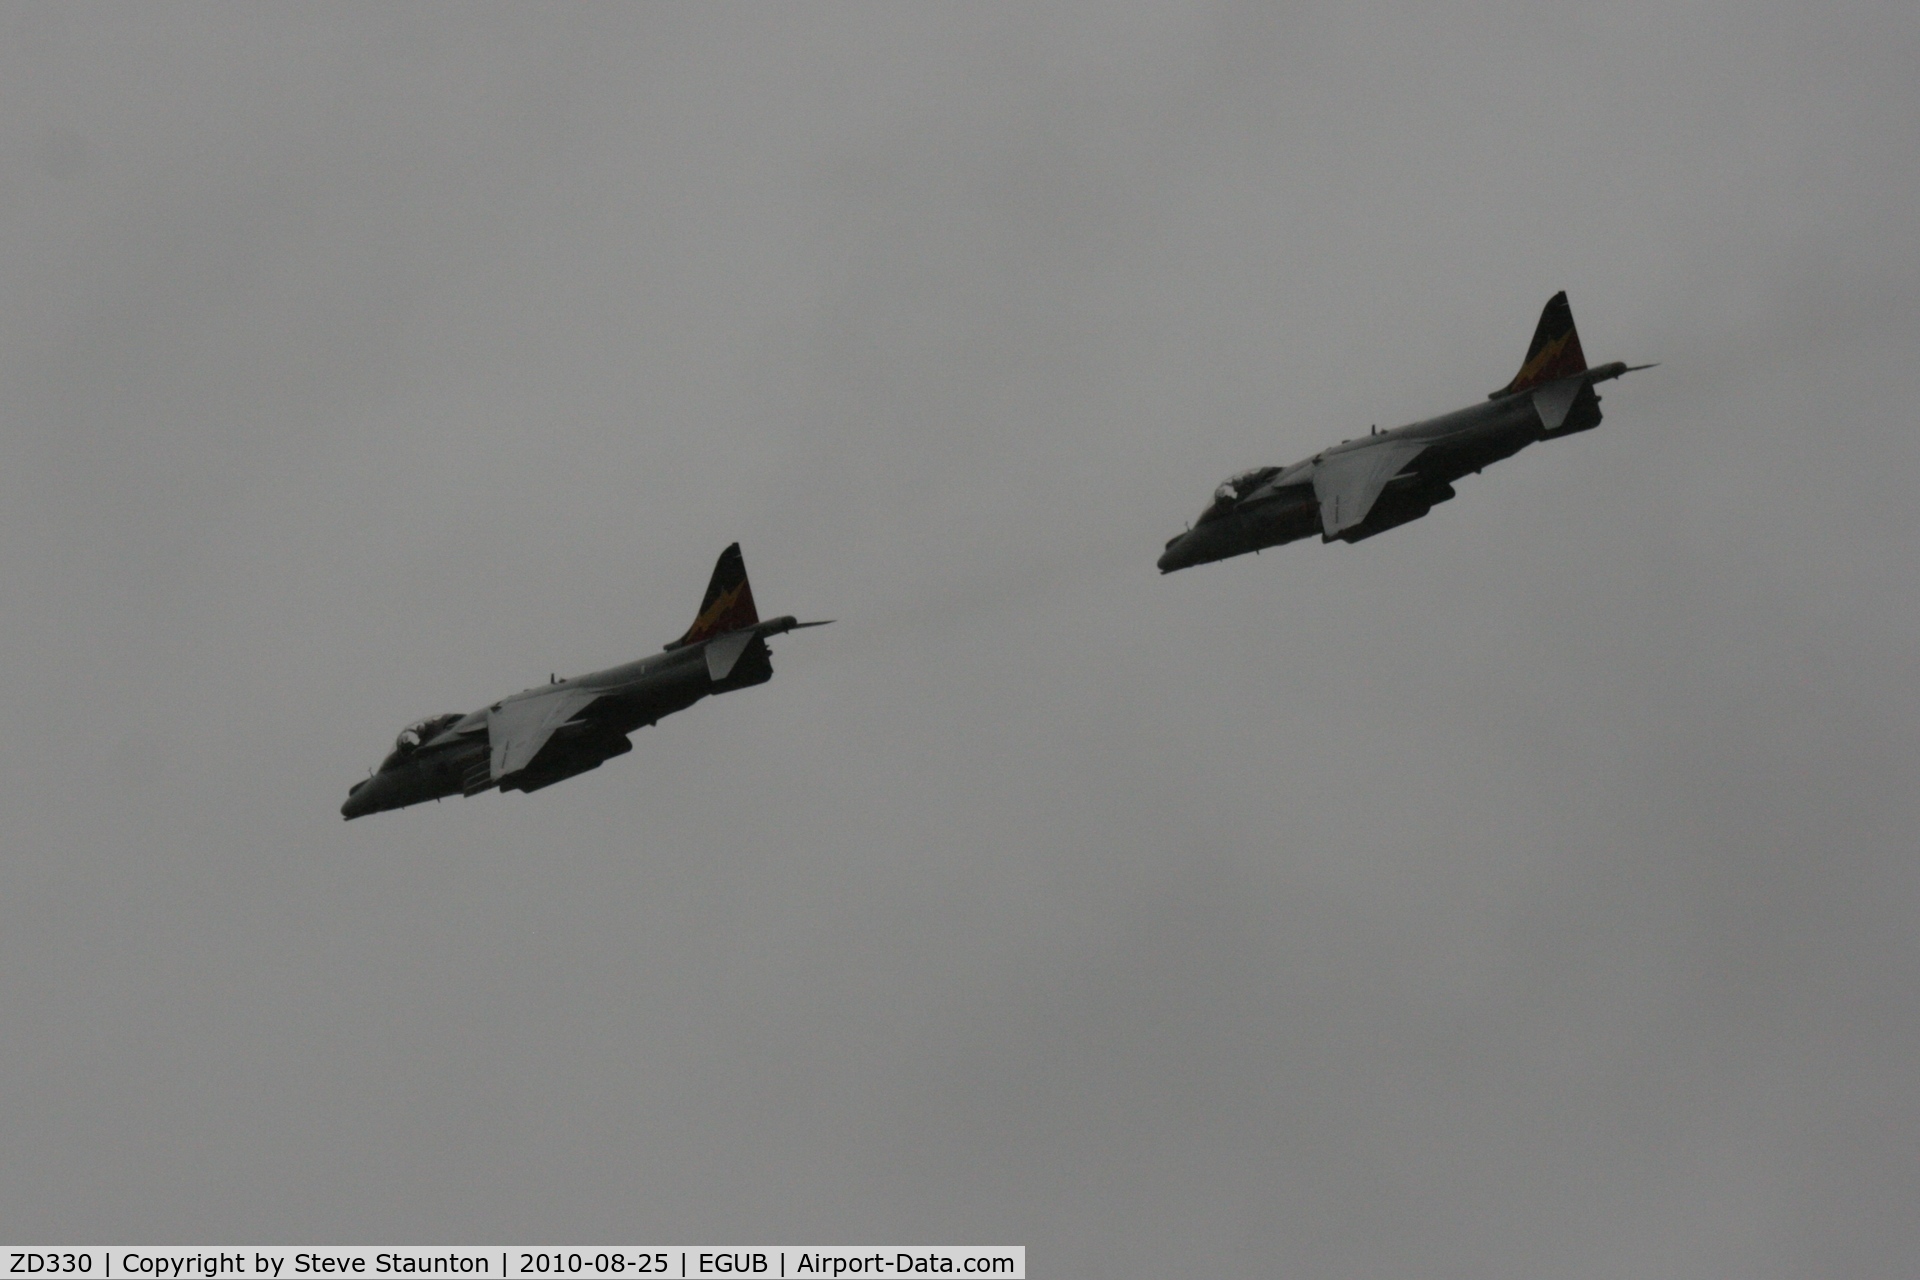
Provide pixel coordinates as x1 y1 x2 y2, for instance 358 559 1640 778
2 3 1917 1274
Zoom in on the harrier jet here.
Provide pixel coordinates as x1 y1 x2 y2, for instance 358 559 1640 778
342 544 827 819
1157 293 1652 572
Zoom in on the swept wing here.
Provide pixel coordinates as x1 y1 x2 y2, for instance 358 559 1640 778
487 687 603 781
1311 439 1431 538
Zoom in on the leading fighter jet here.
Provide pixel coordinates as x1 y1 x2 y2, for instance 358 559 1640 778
1158 293 1652 572
341 544 828 819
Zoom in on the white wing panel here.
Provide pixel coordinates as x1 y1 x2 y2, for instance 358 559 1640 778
705 629 756 681
1312 440 1429 537
487 688 601 781
1531 376 1583 432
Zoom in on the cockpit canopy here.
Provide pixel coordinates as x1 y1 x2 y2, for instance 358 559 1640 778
381 713 463 772
1198 466 1281 524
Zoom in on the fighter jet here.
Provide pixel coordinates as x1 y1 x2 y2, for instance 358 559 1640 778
341 544 828 819
1157 293 1652 572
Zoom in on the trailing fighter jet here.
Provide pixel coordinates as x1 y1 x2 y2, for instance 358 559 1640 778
341 544 828 819
1157 293 1652 572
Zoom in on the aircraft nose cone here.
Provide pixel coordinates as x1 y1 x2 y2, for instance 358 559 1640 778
341 778 375 820
1159 523 1229 572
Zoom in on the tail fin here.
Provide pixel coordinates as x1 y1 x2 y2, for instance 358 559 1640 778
666 543 759 649
1493 291 1588 397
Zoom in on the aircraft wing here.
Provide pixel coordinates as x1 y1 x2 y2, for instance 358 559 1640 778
487 687 603 781
1312 439 1430 538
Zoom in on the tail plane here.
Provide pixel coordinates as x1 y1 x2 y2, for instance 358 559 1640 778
667 542 760 649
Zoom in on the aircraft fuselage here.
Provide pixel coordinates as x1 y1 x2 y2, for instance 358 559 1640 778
341 542 821 820
1158 372 1610 572
1158 294 1648 572
340 639 771 819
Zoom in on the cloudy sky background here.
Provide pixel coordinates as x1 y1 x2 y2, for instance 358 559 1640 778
1 3 1916 1274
